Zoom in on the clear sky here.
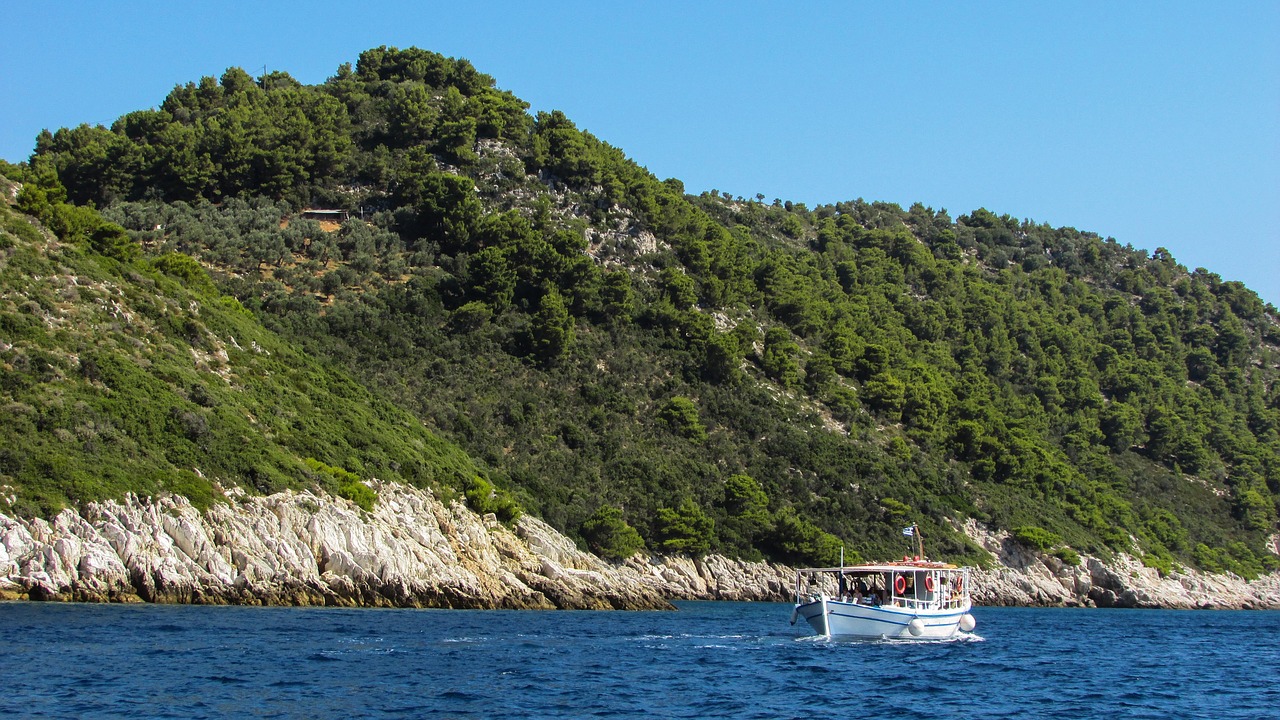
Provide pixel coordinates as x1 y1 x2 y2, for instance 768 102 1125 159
5 1 1278 306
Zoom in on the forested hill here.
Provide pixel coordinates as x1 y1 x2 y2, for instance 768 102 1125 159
4 46 1279 576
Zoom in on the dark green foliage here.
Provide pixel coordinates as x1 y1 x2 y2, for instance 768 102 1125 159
526 289 575 365
580 506 645 560
12 47 1279 576
764 508 843 566
652 500 715 555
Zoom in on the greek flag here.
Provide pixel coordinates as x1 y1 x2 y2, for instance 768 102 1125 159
902 525 915 537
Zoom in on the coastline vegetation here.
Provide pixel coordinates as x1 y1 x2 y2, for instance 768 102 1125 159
2 46 1277 576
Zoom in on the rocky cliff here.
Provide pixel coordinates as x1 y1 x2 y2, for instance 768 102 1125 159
3 484 1278 610
0 482 792 610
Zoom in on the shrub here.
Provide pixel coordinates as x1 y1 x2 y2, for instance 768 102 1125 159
153 253 216 294
1052 547 1082 567
464 475 521 523
1012 525 1061 552
305 457 378 511
337 479 377 512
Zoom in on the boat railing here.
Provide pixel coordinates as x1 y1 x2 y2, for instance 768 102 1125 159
794 566 971 610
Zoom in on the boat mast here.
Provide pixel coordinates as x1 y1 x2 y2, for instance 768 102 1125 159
914 523 925 560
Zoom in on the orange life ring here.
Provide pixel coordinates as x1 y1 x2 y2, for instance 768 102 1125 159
924 576 935 592
894 575 907 594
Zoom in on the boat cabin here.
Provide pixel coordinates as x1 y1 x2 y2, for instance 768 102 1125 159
794 561 969 611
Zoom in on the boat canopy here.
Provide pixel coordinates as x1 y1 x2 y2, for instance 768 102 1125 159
795 561 959 576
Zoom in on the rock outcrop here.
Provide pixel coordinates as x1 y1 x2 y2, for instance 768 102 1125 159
3 486 1278 610
0 483 673 610
963 520 1280 609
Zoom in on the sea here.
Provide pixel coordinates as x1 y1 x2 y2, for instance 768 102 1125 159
2 600 1278 719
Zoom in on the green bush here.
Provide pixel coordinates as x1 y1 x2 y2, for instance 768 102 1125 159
1052 547 1082 567
337 480 378 512
464 475 521 523
153 253 217 294
303 458 377 510
1012 525 1061 552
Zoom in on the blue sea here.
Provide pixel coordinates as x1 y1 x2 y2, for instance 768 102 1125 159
2 601 1278 719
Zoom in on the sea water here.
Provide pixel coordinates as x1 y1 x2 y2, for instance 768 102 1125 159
2 600 1278 718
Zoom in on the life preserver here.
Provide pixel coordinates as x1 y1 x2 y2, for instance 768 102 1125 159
894 575 907 594
924 576 935 592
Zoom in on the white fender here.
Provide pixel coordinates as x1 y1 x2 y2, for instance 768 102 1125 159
959 613 976 632
907 618 925 637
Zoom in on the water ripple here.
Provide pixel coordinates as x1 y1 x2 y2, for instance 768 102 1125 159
1 602 1278 718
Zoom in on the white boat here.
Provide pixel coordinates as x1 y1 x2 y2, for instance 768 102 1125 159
790 526 976 639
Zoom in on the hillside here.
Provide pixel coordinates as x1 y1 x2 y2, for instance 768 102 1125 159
4 46 1279 578
0 175 510 520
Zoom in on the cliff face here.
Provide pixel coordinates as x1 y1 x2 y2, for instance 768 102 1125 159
2 485 1277 611
0 483 674 610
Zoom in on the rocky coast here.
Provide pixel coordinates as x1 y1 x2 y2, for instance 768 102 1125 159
2 483 1278 610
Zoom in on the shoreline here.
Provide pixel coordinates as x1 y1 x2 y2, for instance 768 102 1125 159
3 485 1278 611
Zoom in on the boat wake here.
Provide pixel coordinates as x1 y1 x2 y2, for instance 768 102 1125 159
796 631 984 645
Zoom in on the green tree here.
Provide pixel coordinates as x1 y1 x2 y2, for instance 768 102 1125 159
658 396 708 443
652 499 715 555
761 327 800 388
528 289 574 365
580 506 645 560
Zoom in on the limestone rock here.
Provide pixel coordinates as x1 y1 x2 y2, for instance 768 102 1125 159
961 519 1280 610
0 483 672 610
3 489 1278 611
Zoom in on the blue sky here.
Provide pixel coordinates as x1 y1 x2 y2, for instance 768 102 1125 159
5 1 1278 306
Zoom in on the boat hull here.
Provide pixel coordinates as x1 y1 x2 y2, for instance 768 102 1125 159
794 598 969 639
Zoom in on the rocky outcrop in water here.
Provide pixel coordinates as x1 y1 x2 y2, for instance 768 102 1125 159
3 485 1278 610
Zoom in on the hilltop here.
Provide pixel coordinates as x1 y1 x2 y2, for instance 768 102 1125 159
2 46 1278 581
